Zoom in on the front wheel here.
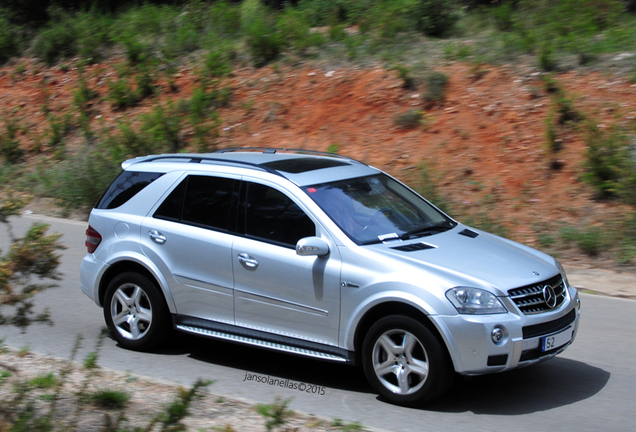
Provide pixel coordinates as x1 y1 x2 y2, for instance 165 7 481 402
361 315 453 406
103 272 170 351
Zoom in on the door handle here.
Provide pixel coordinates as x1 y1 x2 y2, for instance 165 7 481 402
237 253 259 268
148 230 167 245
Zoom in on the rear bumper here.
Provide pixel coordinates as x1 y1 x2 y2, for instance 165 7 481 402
80 254 108 306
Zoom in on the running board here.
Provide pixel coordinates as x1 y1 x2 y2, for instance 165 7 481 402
176 324 349 362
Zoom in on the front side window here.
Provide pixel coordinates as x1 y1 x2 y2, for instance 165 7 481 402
154 175 237 232
243 183 315 248
304 174 455 244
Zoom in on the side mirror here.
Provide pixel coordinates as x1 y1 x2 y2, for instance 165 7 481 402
296 237 330 257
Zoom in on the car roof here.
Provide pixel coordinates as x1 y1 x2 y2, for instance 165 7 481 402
121 148 381 187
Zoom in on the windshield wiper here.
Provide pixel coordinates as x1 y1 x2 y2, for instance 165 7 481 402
400 221 456 240
360 222 456 245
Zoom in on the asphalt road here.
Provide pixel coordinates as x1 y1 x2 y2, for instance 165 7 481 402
2 215 636 432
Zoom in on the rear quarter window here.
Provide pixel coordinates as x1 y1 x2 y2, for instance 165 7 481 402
96 171 163 209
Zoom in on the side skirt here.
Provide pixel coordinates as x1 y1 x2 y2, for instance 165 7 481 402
173 315 355 364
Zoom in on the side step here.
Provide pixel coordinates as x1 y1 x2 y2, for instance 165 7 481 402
176 324 349 362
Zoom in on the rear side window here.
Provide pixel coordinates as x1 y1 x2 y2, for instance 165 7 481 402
96 171 163 209
154 175 237 232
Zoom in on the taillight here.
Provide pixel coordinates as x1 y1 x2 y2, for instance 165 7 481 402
85 225 102 253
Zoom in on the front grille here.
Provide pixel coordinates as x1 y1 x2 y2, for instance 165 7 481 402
508 275 566 315
522 309 576 339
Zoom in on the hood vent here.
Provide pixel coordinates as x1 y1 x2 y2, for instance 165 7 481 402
391 242 436 252
459 228 479 238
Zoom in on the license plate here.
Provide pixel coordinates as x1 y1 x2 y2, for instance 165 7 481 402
541 327 573 352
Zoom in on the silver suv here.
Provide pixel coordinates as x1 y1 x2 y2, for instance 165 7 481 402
80 148 580 406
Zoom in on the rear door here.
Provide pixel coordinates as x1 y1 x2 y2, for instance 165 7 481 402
140 173 238 324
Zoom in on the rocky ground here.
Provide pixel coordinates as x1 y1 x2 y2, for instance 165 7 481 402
2 56 635 271
0 348 367 432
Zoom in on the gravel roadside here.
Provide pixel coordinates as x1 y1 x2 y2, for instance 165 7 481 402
0 348 375 432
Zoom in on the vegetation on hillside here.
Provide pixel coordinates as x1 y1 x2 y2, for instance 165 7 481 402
0 0 635 264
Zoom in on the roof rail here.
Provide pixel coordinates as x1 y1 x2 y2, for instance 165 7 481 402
123 154 285 177
216 147 365 165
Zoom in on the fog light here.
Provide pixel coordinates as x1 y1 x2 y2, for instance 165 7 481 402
491 327 504 344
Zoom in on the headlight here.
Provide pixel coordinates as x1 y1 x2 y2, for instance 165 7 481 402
446 287 507 314
555 259 570 288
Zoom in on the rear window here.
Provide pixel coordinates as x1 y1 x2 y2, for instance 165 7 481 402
96 171 163 209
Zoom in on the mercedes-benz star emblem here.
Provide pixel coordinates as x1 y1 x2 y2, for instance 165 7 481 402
542 285 557 309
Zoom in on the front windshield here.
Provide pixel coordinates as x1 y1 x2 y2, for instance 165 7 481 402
304 174 455 244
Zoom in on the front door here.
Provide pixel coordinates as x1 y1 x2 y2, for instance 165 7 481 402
232 181 341 346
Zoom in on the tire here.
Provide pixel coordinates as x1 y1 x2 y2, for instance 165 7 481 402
103 272 171 351
361 315 453 407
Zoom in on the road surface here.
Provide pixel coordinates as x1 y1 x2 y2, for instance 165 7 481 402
1 215 635 431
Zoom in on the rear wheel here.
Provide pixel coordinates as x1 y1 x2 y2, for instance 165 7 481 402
361 315 453 406
104 272 170 351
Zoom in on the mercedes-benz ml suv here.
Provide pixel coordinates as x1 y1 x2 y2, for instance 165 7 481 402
80 148 581 406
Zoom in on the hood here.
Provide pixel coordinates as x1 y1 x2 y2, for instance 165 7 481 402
372 225 559 296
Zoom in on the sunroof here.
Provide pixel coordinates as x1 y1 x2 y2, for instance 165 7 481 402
261 158 349 174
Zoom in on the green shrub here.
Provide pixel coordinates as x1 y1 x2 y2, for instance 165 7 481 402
0 117 23 164
31 13 78 65
141 103 185 153
0 16 20 63
134 64 158 100
74 10 114 64
89 389 130 409
538 43 557 71
29 373 59 389
208 0 242 38
491 1 515 32
392 64 417 90
395 110 423 129
0 219 64 330
47 113 73 151
415 0 458 37
72 74 97 112
418 163 453 215
277 7 324 54
559 226 606 256
544 108 560 155
242 0 286 66
582 122 636 203
296 0 370 27
256 397 294 432
122 37 153 65
423 71 449 106
107 66 157 109
158 379 211 430
107 77 137 109
369 1 416 39
34 146 121 209
83 351 98 370
203 50 232 78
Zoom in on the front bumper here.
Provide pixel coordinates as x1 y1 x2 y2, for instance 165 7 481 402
434 287 581 375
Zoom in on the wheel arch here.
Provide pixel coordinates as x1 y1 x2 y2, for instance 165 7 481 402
98 260 175 313
352 301 452 368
